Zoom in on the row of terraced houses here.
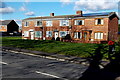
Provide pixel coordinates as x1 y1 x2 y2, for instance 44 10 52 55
22 11 119 43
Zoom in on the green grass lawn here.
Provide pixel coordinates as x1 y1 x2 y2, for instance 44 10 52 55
2 37 119 58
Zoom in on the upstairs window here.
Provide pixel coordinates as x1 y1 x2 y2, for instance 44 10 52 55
46 21 52 26
36 21 42 26
95 19 104 25
60 20 69 26
74 20 84 25
24 21 29 27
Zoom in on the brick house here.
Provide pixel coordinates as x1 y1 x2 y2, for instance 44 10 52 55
22 11 119 43
0 20 19 36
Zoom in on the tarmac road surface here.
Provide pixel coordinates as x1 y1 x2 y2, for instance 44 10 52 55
1 50 88 80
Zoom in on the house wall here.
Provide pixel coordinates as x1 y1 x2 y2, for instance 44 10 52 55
22 16 118 43
108 17 118 41
0 25 7 32
7 20 19 33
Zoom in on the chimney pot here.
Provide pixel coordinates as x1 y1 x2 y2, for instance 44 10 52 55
76 10 82 16
50 13 54 16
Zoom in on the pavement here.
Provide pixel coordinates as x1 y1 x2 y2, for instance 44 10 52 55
2 46 90 66
1 48 88 80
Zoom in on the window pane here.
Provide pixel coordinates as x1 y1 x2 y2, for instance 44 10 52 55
95 33 97 39
78 20 82 25
36 21 42 26
98 19 101 24
46 21 52 26
95 20 98 25
75 20 84 25
98 33 101 39
101 33 103 39
78 32 82 39
101 19 104 25
46 31 52 37
74 32 77 38
82 20 84 25
24 31 29 37
24 22 29 26
60 20 69 26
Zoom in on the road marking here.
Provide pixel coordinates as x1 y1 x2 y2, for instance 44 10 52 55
35 71 60 78
0 61 8 65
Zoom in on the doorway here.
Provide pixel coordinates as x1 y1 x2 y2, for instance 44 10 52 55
83 32 88 41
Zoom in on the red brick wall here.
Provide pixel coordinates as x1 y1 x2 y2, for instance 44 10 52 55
22 16 118 42
108 17 118 41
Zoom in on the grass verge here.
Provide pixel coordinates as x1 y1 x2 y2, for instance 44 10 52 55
2 37 119 58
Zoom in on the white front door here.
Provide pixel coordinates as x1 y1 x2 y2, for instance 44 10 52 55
30 32 34 40
54 32 58 40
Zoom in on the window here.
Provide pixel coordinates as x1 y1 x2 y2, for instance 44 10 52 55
36 21 42 26
24 31 29 37
24 21 29 26
46 21 52 26
74 20 84 25
74 32 82 39
59 31 67 37
0 25 7 29
60 20 69 26
35 31 42 38
94 32 103 39
95 19 104 25
46 31 52 37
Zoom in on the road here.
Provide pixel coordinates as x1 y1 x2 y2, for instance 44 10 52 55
1 50 88 80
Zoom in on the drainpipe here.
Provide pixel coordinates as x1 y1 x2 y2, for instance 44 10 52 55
41 16 45 40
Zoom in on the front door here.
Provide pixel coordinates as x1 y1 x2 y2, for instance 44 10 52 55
82 31 88 41
54 32 58 40
30 32 34 40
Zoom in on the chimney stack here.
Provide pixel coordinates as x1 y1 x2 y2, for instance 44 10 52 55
76 10 82 16
50 13 54 16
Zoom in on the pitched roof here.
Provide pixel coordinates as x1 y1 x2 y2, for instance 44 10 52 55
23 12 118 20
0 20 13 25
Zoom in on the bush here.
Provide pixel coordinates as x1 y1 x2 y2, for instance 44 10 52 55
56 37 60 41
64 34 71 40
51 37 55 40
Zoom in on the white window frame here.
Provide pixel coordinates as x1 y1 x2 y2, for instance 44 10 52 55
24 31 29 37
95 19 104 25
46 21 53 26
24 21 29 27
46 31 52 37
94 32 103 39
59 31 67 37
74 20 84 25
60 20 69 26
36 21 42 27
35 31 42 38
74 32 82 39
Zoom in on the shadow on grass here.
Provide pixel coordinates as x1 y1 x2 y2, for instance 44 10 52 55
79 44 120 80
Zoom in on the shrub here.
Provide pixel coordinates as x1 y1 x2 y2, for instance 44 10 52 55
64 34 71 40
56 37 60 41
51 37 55 40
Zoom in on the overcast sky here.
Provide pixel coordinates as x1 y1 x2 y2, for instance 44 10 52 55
0 0 119 26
